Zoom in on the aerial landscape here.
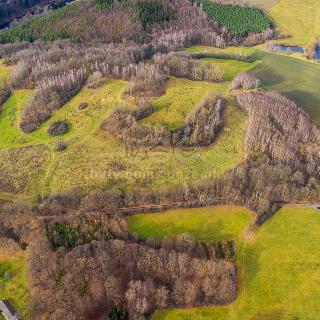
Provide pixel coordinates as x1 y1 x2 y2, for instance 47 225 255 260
0 0 319 319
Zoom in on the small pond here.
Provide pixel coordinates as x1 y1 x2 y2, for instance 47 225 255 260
316 46 320 61
279 45 304 53
279 45 320 62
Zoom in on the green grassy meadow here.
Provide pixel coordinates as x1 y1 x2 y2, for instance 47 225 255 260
127 205 254 241
2 43 320 199
141 78 220 130
250 52 320 125
0 55 254 199
0 250 30 319
269 0 320 44
127 206 320 320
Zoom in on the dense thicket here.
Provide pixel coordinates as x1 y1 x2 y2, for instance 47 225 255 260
194 0 271 37
229 72 260 90
237 91 320 176
0 206 237 319
0 84 11 107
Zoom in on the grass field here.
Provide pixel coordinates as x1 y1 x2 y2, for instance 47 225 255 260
250 52 320 125
44 93 246 194
0 60 12 85
189 46 320 126
0 60 252 199
1 44 320 199
127 206 320 320
127 205 254 241
141 78 220 130
269 0 320 45
0 249 30 319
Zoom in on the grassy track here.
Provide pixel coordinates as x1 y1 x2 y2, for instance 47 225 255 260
0 249 30 319
128 206 320 320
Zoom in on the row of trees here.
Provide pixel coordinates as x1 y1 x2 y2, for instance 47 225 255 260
20 67 86 132
154 51 225 82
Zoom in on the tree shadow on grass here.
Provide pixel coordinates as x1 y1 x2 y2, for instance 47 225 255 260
250 65 286 87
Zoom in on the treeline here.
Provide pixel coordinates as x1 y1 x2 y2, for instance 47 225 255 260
0 204 237 319
1 40 225 132
154 51 224 82
0 0 278 48
101 94 225 148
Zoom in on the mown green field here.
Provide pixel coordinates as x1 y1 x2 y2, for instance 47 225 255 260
250 52 320 125
245 0 319 44
188 45 320 126
127 205 254 241
0 250 30 319
127 206 320 320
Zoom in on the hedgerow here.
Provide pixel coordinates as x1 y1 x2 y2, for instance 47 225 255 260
194 0 271 37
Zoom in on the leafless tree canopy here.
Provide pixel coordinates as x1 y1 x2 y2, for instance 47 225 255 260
237 91 320 176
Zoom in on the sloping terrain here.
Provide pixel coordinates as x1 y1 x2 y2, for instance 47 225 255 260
0 51 256 200
269 0 320 44
128 206 320 320
0 0 320 318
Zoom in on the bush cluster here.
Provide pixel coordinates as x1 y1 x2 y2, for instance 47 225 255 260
47 121 68 136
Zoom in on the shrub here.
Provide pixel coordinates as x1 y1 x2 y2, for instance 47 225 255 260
78 102 88 110
229 72 260 90
48 121 68 136
0 84 11 106
108 307 128 320
86 71 103 89
54 141 68 152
